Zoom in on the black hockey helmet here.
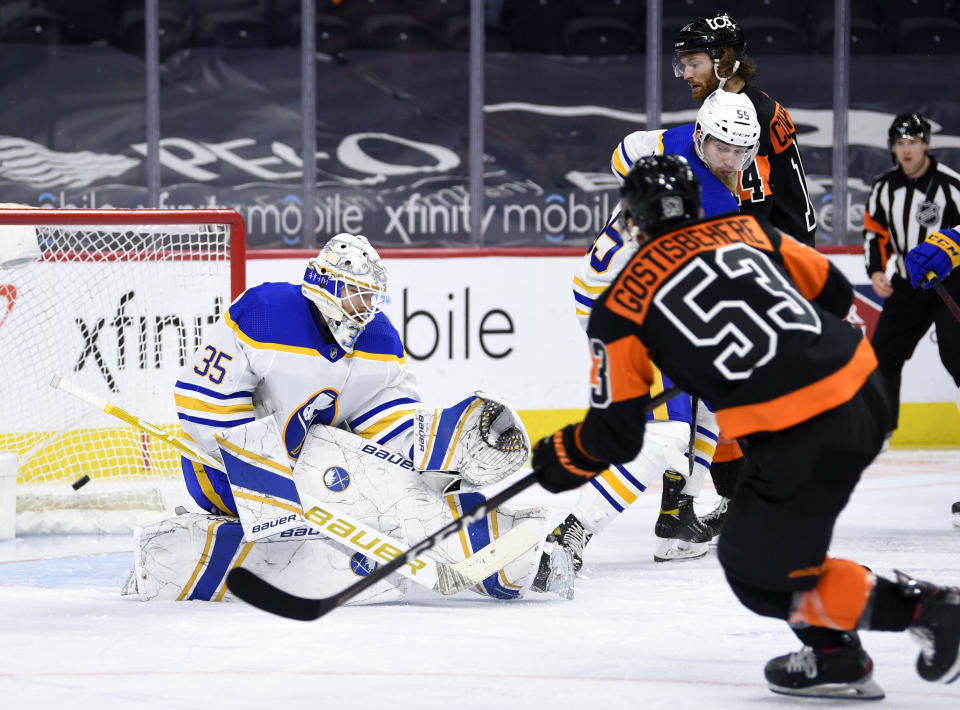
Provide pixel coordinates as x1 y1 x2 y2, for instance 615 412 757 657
673 12 746 62
887 112 931 149
619 155 701 238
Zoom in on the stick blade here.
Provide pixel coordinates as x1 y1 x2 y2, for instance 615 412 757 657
434 520 540 596
226 568 335 621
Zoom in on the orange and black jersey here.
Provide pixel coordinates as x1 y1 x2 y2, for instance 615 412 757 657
737 85 817 247
577 212 876 467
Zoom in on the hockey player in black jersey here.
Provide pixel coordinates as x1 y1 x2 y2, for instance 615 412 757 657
533 155 960 699
672 11 817 247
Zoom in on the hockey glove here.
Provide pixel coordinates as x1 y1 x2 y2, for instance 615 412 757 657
414 392 530 487
906 229 960 288
533 423 608 493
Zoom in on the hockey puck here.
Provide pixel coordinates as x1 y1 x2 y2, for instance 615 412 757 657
72 475 91 490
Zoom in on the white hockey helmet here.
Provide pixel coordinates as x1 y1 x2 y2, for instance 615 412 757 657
694 90 760 172
301 232 387 352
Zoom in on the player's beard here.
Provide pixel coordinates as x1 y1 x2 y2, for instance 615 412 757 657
691 74 720 102
710 167 739 194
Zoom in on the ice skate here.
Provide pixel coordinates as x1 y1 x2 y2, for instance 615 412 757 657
653 471 710 562
897 570 960 683
952 501 960 530
531 544 575 599
700 496 729 540
764 632 884 700
546 513 593 574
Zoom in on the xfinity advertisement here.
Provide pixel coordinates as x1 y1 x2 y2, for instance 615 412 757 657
1 46 958 248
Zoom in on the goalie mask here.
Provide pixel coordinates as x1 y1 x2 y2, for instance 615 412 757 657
694 90 760 174
618 155 701 241
302 233 387 352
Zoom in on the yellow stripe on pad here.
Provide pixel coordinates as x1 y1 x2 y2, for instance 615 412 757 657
215 541 255 601
214 435 292 476
178 520 220 601
357 409 415 439
233 490 302 515
491 510 522 590
441 400 481 471
194 461 236 516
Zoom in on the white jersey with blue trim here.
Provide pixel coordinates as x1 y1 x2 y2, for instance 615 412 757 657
174 282 421 464
573 130 664 330
573 205 638 330
611 129 666 184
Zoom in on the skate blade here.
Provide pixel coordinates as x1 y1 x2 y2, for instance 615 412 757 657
653 538 709 563
768 678 885 700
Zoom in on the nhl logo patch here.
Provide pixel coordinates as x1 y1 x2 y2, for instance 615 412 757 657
916 200 941 227
322 465 351 492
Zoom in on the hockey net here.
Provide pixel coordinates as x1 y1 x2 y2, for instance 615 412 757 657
0 208 245 533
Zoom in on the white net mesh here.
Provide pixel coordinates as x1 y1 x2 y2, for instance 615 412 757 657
0 211 241 533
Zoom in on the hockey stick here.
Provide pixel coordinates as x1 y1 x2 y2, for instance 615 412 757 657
928 273 960 324
50 375 223 469
49 374 538 596
227 385 683 621
687 397 699 477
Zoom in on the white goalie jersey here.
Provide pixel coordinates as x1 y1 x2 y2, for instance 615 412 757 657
174 281 422 465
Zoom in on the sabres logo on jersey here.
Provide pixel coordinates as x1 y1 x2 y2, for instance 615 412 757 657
283 388 340 459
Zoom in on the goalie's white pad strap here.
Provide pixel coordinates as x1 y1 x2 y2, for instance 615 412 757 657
215 418 304 541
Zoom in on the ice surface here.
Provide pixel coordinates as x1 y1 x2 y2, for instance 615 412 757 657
2 449 959 709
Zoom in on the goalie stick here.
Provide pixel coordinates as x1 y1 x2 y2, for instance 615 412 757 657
227 385 683 621
49 375 538 596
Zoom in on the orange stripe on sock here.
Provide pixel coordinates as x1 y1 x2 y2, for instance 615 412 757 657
788 557 876 630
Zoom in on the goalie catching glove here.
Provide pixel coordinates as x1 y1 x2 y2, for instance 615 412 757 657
533 423 608 493
414 393 531 486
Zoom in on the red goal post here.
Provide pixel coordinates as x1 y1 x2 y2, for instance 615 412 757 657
0 208 245 533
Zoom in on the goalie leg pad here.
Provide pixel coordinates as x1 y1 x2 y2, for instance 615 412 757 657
130 512 405 604
414 392 531 487
181 457 238 516
429 493 549 599
216 418 305 541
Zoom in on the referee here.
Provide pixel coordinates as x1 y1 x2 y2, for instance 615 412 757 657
864 112 960 438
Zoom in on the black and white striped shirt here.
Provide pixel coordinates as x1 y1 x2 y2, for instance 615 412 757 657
863 156 960 279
